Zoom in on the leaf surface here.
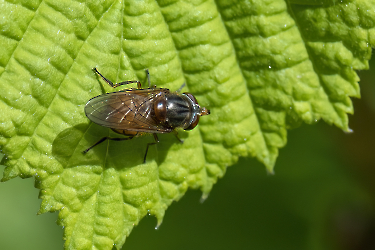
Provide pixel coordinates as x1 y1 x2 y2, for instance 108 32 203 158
0 0 374 249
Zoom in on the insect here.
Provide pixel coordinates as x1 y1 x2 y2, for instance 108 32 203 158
83 68 210 163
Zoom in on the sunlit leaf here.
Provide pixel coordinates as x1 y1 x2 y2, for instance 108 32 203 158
0 0 374 249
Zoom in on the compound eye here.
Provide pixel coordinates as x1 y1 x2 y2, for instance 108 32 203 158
183 92 198 104
185 115 200 130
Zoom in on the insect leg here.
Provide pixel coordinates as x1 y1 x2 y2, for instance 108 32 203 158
173 131 184 144
115 80 142 89
145 69 151 88
93 68 115 87
82 136 134 153
145 69 157 89
177 83 186 93
144 134 159 163
93 68 141 89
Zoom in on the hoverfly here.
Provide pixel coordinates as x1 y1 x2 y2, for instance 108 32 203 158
83 68 210 163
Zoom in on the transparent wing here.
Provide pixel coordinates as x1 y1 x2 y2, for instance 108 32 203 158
84 88 172 133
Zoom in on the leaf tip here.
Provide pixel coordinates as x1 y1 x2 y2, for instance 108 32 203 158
266 168 275 175
200 193 209 203
344 127 354 134
264 161 275 175
155 221 162 230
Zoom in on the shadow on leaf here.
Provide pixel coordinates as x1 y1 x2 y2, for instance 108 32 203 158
52 123 182 169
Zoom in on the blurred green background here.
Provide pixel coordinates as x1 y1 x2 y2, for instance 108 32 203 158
1 58 375 249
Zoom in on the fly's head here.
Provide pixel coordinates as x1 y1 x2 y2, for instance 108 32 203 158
182 92 210 130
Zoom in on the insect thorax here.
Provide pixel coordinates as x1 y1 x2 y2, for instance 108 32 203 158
153 93 196 129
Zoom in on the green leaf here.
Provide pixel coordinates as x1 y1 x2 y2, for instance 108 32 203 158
0 0 374 249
